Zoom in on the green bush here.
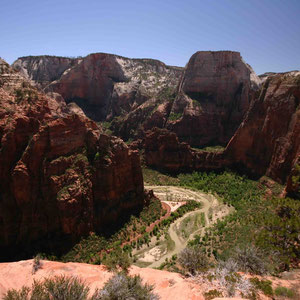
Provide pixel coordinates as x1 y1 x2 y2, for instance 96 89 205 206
274 286 295 298
178 246 209 275
93 273 159 300
3 276 90 300
250 277 273 296
204 289 223 300
103 247 131 273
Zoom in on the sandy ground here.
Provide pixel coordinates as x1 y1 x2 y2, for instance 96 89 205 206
0 259 204 300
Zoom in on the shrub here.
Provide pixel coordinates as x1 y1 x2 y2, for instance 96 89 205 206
250 277 273 296
92 273 159 300
32 254 42 274
103 247 131 273
3 275 90 300
274 286 295 298
178 246 209 275
231 244 269 275
204 289 223 300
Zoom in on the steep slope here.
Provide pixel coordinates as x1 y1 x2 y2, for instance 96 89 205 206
13 55 77 88
0 59 144 260
166 51 261 147
13 53 183 123
225 71 300 184
144 72 300 191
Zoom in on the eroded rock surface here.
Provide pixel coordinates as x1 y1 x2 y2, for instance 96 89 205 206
226 71 300 184
166 51 261 147
0 59 144 260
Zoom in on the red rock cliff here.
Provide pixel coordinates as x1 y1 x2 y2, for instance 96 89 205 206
166 51 260 147
0 59 144 260
225 71 300 185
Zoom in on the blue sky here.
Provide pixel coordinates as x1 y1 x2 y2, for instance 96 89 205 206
1 0 299 74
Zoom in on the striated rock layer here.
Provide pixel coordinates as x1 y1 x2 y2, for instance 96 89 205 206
144 72 300 191
166 51 260 147
13 53 183 123
226 71 300 185
12 51 260 147
144 128 230 173
0 59 144 260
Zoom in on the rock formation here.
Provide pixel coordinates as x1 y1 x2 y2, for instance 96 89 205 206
13 55 77 88
144 128 230 173
14 51 261 147
225 71 300 185
166 51 261 147
144 71 300 191
1 259 300 300
0 59 144 260
13 54 183 123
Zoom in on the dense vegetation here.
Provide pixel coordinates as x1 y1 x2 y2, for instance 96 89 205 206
143 168 300 272
43 197 164 264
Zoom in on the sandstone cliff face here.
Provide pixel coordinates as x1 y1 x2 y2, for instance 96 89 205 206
0 60 144 260
225 71 300 185
12 51 261 147
144 72 300 191
144 128 230 173
166 51 261 147
13 56 77 88
13 54 183 123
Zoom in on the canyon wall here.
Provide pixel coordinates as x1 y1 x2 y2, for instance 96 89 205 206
13 51 259 147
0 59 144 260
165 51 260 147
144 72 300 189
225 71 300 184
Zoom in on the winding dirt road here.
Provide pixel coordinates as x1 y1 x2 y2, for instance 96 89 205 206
143 186 232 268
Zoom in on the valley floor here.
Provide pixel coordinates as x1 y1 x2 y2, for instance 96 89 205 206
133 186 233 268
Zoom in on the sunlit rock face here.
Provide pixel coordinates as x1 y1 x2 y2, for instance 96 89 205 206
166 51 261 147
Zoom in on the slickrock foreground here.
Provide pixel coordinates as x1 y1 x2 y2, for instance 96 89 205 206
0 260 204 300
0 260 299 300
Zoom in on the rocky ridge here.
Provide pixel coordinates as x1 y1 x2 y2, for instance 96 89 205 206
144 71 300 189
0 59 144 260
12 51 259 147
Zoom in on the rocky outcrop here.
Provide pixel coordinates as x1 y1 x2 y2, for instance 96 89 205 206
225 71 300 185
12 51 261 147
1 260 300 300
166 51 261 147
13 55 77 88
145 72 300 191
0 60 144 260
13 54 183 123
144 128 230 173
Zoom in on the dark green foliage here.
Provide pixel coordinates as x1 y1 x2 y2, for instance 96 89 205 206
61 233 108 263
250 277 273 296
168 112 183 121
3 276 90 300
177 170 300 271
160 201 202 228
32 254 42 274
103 247 131 273
274 286 296 298
204 289 223 300
93 273 159 300
178 246 209 275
